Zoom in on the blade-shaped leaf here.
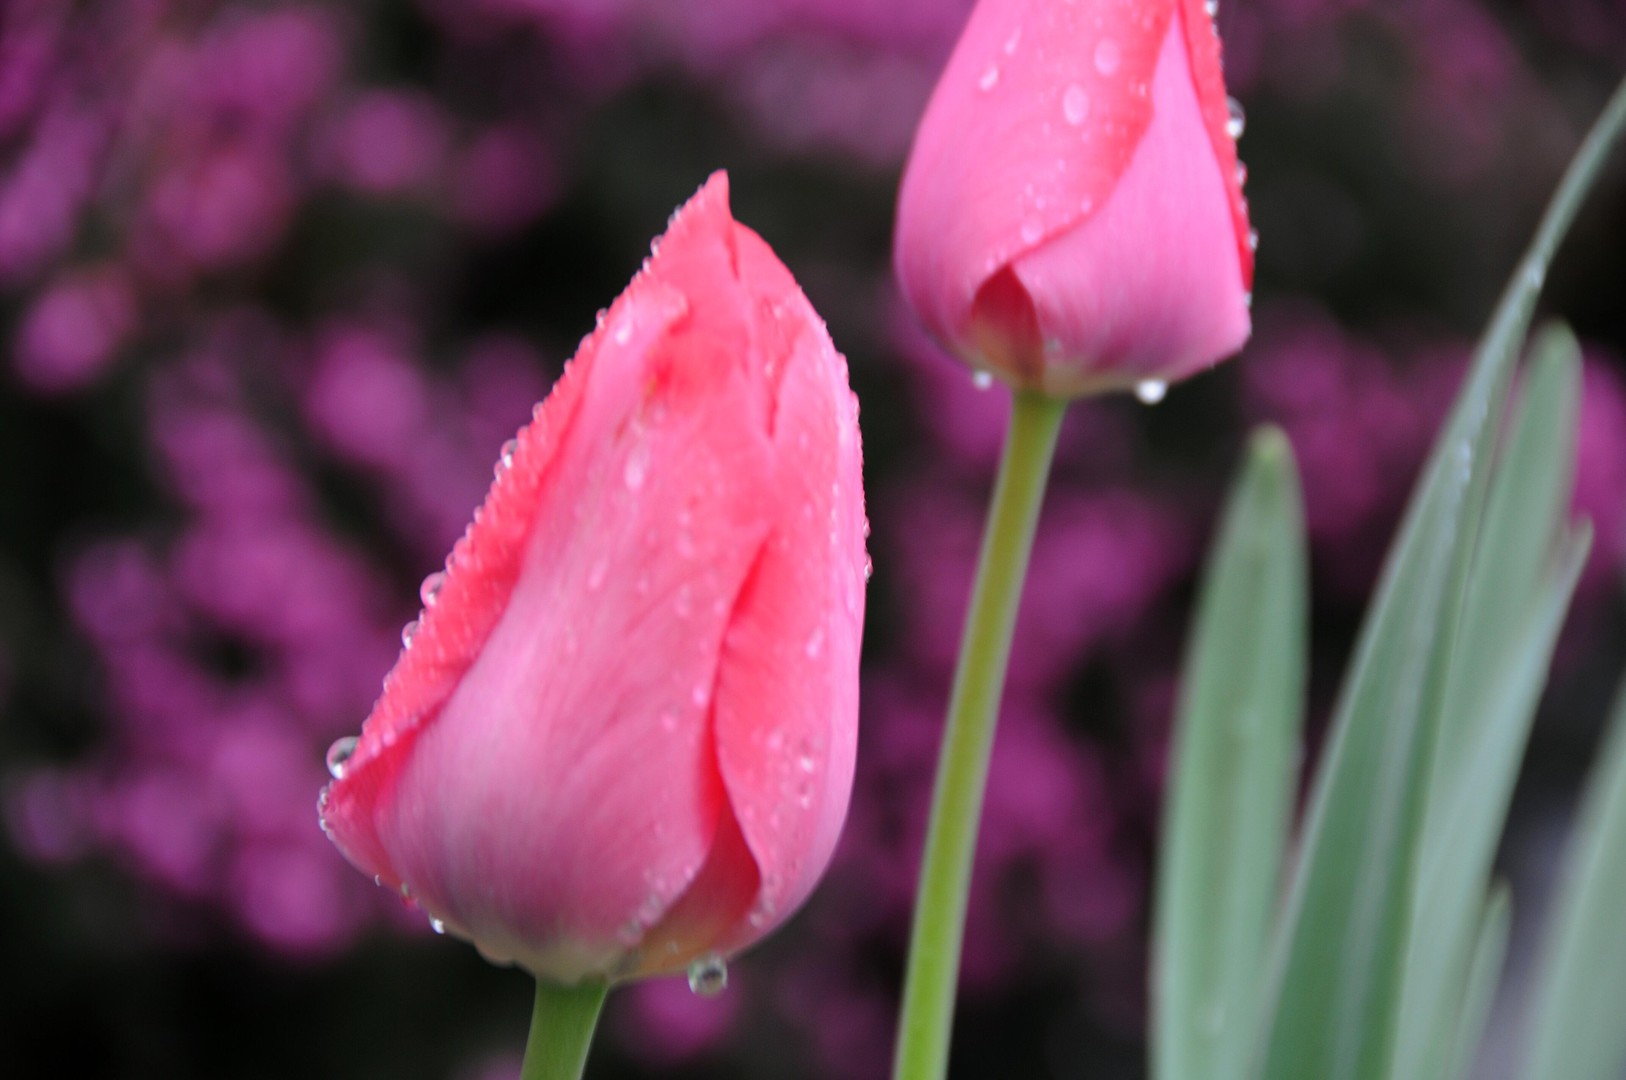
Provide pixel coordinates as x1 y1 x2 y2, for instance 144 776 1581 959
1390 328 1585 1080
1519 679 1626 1080
1447 885 1511 1080
1255 74 1626 1080
1153 428 1307 1080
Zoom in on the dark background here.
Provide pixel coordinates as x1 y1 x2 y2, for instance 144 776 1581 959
1 1 1622 1077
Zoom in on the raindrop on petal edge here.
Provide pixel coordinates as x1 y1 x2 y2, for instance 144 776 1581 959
326 736 359 779
419 571 445 607
688 953 728 997
1134 379 1168 405
1225 97 1246 139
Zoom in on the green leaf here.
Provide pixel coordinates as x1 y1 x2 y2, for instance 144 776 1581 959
1446 885 1511 1080
1255 75 1626 1080
1390 328 1586 1080
1520 679 1626 1080
1152 427 1307 1080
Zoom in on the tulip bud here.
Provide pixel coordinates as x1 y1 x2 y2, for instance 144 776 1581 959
319 173 868 985
895 0 1255 397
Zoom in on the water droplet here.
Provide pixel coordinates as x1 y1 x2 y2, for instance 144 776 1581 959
623 442 650 490
429 917 446 935
1094 38 1121 76
401 619 419 648
1225 97 1246 139
612 318 633 346
1134 379 1168 404
1002 27 1022 56
399 882 413 901
804 627 825 659
691 682 708 707
1244 290 1254 308
797 753 817 774
326 736 358 779
1062 84 1090 126
1205 0 1219 16
971 370 994 390
863 555 874 581
687 953 728 996
978 65 1000 91
659 711 678 733
1247 227 1260 252
586 557 608 591
1234 161 1248 186
499 438 517 469
419 571 445 607
1020 217 1043 244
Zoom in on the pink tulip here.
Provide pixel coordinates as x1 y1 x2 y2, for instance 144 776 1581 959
319 173 868 984
895 0 1255 397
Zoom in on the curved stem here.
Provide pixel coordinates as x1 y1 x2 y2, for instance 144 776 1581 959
520 978 610 1080
891 389 1069 1080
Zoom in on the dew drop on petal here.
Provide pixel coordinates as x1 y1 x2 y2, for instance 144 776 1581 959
1225 97 1246 139
687 953 728 996
500 438 517 469
1134 379 1168 405
804 627 825 659
623 441 650 490
1234 161 1248 186
429 916 445 935
1019 218 1043 244
1205 0 1219 16
971 370 994 390
326 736 358 779
419 571 445 607
1247 227 1260 252
1094 38 1121 76
1003 26 1022 56
978 65 1000 91
1062 84 1090 126
401 619 419 648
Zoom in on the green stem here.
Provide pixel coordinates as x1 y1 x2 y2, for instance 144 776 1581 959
892 388 1069 1080
520 979 610 1080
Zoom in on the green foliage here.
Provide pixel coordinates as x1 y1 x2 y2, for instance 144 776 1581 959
1153 75 1626 1080
1153 428 1307 1080
1519 683 1626 1080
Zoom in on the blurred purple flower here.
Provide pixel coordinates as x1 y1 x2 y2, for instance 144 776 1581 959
314 90 451 197
12 264 137 393
617 978 741 1066
0 104 108 282
1575 353 1626 585
450 124 559 235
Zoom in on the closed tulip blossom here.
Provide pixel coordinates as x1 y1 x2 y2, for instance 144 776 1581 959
319 173 868 993
895 0 1255 397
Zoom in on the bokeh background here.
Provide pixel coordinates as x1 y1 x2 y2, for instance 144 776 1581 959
1 1 1623 1077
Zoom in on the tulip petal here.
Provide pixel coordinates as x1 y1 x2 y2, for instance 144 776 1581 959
323 174 824 982
893 0 1254 393
1010 5 1251 393
896 0 1175 355
705 225 867 953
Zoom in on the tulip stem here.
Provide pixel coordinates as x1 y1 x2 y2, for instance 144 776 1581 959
892 388 1069 1080
520 978 610 1080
